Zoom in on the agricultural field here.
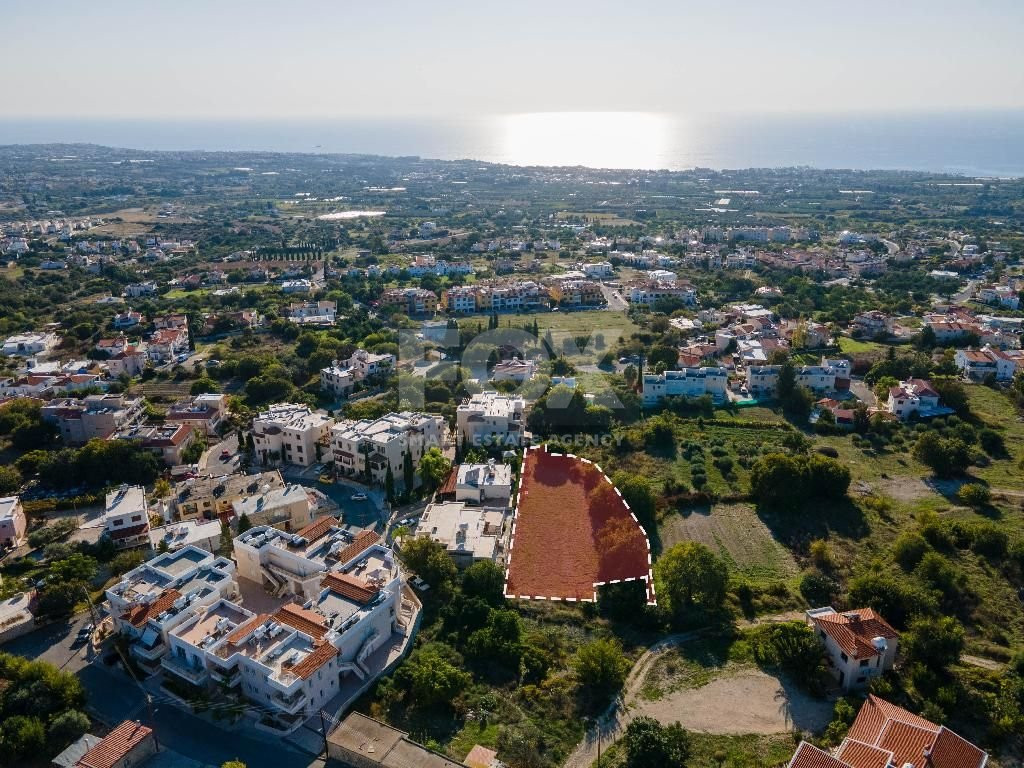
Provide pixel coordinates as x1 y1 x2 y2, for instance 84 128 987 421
659 504 798 587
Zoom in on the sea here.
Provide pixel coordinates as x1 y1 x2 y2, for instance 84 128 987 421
1 111 1023 177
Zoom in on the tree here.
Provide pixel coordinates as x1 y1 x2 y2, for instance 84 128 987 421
48 554 98 584
462 560 505 606
36 581 85 618
957 483 990 508
398 536 456 589
0 715 46 764
612 473 657 530
466 609 523 664
777 360 797 399
913 432 971 478
403 450 414 492
400 643 471 708
237 513 253 534
385 466 395 502
654 542 729 617
573 637 629 696
749 453 807 506
46 709 90 754
418 446 451 492
0 465 20 495
221 762 247 768
903 616 965 670
847 571 936 629
623 717 690 768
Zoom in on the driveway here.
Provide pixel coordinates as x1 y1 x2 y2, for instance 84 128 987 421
200 433 239 475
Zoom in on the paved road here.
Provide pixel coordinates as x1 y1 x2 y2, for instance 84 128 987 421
200 433 240 475
599 282 629 311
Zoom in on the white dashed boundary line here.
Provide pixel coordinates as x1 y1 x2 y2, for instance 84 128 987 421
504 444 657 605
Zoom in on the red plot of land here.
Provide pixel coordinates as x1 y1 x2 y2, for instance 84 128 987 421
505 447 654 603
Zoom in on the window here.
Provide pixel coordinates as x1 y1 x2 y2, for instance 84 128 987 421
859 659 869 668
113 519 124 526
131 515 142 522
840 652 848 663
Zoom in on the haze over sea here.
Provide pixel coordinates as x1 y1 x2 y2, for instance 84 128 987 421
2 111 1023 177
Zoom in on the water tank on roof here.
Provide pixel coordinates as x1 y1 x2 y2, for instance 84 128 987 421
871 636 888 652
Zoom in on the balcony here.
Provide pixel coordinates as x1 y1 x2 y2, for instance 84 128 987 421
161 653 208 686
130 639 165 663
209 665 240 687
270 691 308 715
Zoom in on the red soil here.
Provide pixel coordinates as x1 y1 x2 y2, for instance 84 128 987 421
505 448 653 603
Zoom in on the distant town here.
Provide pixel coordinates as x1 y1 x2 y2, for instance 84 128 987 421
0 145 1021 768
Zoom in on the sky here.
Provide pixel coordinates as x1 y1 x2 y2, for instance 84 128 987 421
3 0 1023 119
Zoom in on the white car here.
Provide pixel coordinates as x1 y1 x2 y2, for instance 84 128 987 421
350 493 367 502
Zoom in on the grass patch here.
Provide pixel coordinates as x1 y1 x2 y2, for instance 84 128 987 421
640 632 753 701
595 727 798 768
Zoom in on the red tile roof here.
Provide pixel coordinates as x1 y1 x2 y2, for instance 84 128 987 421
321 571 379 604
334 529 379 564
834 740 892 768
810 608 899 659
296 515 337 542
846 695 936 744
274 603 327 640
78 720 152 768
929 726 988 768
876 720 936 768
289 640 337 680
224 612 270 645
788 742 849 768
122 588 181 628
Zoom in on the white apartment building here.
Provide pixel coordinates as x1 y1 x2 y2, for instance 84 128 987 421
886 378 946 421
626 280 697 307
955 346 1019 382
642 367 729 406
743 364 838 397
165 393 228 436
582 262 613 278
288 301 337 326
443 286 477 313
2 332 61 357
490 358 536 384
232 484 315 532
320 349 395 399
331 412 445 490
251 404 334 467
105 546 238 673
456 392 526 448
148 519 223 553
0 496 27 549
200 532 406 732
806 607 899 691
417 501 508 567
103 485 151 549
454 461 513 506
124 281 158 298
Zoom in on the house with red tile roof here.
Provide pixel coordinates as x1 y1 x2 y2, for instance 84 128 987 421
76 720 155 768
788 695 987 768
806 607 899 690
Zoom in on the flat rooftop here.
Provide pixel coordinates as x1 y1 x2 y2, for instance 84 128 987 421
174 600 252 649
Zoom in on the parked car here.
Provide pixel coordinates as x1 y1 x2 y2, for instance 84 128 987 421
350 493 367 502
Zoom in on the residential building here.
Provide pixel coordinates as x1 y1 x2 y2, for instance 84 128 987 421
287 300 337 326
113 310 143 329
281 279 313 294
886 378 950 421
442 286 478 313
490 358 536 384
146 327 190 363
172 470 285 522
456 392 526 448
42 393 146 444
71 720 156 768
547 278 604 307
582 261 613 278
851 310 891 337
379 287 438 315
926 318 982 345
642 367 729 406
417 501 508 567
806 607 899 690
955 345 1018 381
454 461 513 506
95 334 131 357
165 393 228 436
106 345 148 378
0 496 27 548
124 281 159 298
251 403 333 467
743 364 838 397
2 332 61 357
112 422 198 466
625 279 696 307
105 546 238 672
977 284 1020 310
787 695 987 768
321 349 396 399
232 483 315 531
103 485 151 549
331 411 445 489
327 712 469 768
221 530 411 732
148 519 223 553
